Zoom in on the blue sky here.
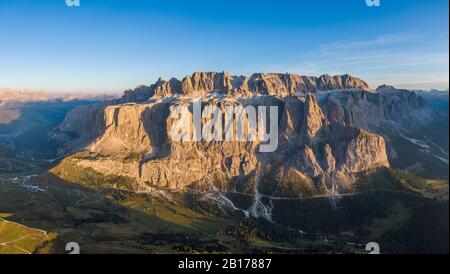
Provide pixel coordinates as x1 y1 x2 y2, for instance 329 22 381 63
0 0 448 93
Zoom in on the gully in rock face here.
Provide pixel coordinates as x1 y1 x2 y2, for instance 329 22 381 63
169 98 279 153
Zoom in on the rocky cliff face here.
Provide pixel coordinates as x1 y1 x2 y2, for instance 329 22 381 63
121 72 371 102
54 72 442 205
56 73 414 199
322 88 430 130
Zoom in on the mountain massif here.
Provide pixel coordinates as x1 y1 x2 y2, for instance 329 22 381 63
51 72 445 220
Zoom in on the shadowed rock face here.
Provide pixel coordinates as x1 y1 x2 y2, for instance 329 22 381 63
56 72 437 197
121 72 371 102
323 89 429 130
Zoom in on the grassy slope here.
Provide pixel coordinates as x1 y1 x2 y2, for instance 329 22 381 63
0 215 56 254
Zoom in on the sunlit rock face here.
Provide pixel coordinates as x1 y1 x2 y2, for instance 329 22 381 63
55 72 437 197
121 72 371 102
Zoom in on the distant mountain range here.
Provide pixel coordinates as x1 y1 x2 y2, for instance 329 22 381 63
0 88 119 103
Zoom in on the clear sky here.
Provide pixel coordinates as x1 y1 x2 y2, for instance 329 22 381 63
0 0 448 93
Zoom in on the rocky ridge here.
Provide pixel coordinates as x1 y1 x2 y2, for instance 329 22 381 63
121 72 371 102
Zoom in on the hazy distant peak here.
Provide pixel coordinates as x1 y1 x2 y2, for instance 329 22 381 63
0 88 119 103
